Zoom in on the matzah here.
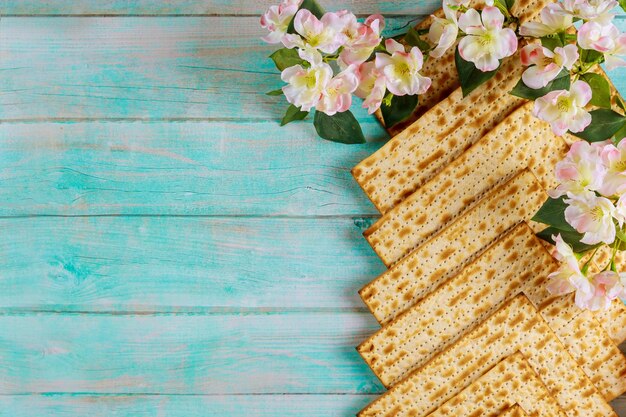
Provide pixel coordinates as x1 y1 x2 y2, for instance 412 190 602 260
355 55 526 214
427 353 566 417
381 0 550 135
358 295 616 417
364 102 569 267
499 405 528 417
359 171 547 325
358 222 557 387
358 223 626 398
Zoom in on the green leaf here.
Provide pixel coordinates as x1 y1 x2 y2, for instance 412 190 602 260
509 69 570 100
266 89 283 96
380 94 419 128
536 227 600 253
455 48 499 97
580 72 611 109
540 34 565 51
287 0 325 33
281 104 308 126
572 108 626 142
617 228 626 244
270 48 305 71
404 27 431 51
614 122 626 144
616 94 626 113
580 47 605 65
620 0 626 13
531 196 576 232
313 110 366 144
504 0 515 10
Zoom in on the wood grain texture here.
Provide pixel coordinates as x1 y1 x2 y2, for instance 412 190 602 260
0 394 378 417
0 1 438 15
0 16 408 123
2 5 626 417
0 216 383 311
0 312 383 394
0 122 384 216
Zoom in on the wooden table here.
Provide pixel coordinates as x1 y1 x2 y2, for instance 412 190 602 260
0 1 625 415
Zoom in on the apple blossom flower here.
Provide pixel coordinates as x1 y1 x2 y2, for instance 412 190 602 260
598 140 626 196
355 61 387 113
375 39 432 96
316 65 360 115
519 3 574 37
280 49 332 111
616 193 626 223
260 0 302 44
546 234 594 307
578 271 626 311
578 21 621 53
457 7 518 72
560 0 617 24
282 9 348 54
605 32 626 70
564 190 618 245
533 80 592 136
520 44 578 89
549 141 606 198
428 5 459 59
338 13 385 67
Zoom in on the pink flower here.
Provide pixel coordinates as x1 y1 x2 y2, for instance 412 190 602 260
616 193 626 223
355 61 387 114
520 44 578 89
428 5 459 59
549 141 606 198
260 0 302 44
280 49 332 111
599 140 626 196
578 21 621 53
564 190 618 245
338 13 385 67
282 9 348 54
375 39 432 96
546 234 594 307
577 271 626 311
315 65 360 116
457 7 518 72
533 80 592 136
561 0 617 23
520 3 574 37
603 31 626 70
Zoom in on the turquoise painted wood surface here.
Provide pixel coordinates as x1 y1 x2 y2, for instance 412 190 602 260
1 1 625 416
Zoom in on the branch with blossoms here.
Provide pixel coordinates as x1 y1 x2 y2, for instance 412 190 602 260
262 0 626 143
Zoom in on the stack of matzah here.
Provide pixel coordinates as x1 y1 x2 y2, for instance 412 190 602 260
352 4 626 416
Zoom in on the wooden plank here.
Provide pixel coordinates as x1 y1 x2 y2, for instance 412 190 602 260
0 311 383 394
0 394 378 417
2 16 625 122
0 216 385 311
0 394 619 417
0 16 404 122
0 1 437 15
0 121 384 216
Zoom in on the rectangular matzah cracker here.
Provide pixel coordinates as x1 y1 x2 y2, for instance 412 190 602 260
355 55 526 214
358 224 626 399
381 0 550 136
427 353 566 417
499 405 528 417
364 102 569 267
540 295 626 401
358 222 557 387
358 295 616 417
359 171 547 325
